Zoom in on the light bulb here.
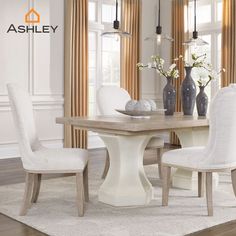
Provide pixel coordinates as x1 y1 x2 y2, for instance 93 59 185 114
156 34 162 45
115 34 120 42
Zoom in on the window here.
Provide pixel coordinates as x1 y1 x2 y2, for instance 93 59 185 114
187 0 222 100
88 0 121 147
88 0 121 117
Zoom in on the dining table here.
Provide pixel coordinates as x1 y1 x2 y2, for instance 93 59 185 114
56 113 211 207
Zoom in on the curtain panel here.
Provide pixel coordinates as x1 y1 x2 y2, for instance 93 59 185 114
121 0 141 100
64 0 88 149
170 0 189 145
222 0 236 86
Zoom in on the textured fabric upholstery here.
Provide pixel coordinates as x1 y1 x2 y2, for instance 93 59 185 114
163 84 236 171
97 86 131 116
7 84 88 171
33 147 88 171
97 86 164 148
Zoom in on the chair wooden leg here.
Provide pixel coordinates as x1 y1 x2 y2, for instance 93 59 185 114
101 149 110 179
157 148 163 179
198 172 205 197
76 172 84 217
83 165 89 202
19 173 34 216
231 169 236 197
31 174 42 203
206 172 213 216
162 166 171 206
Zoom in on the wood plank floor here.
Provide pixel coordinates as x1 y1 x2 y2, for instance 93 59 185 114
0 213 48 236
1 148 236 236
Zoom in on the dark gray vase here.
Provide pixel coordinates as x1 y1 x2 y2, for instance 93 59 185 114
163 77 176 116
196 86 208 116
181 66 196 115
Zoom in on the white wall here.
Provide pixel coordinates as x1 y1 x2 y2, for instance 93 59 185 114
0 0 64 159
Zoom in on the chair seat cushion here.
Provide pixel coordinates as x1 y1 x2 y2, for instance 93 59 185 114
162 147 236 171
146 137 164 149
29 147 88 172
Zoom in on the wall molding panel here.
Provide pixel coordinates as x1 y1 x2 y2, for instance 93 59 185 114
0 0 65 159
0 139 64 159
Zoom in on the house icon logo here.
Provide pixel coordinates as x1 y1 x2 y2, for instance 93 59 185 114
25 8 40 24
6 7 58 34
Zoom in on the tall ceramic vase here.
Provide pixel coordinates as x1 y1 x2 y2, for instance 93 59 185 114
181 66 196 115
163 77 176 116
196 86 208 116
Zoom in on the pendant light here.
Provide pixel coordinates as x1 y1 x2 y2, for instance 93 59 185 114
101 0 131 39
183 0 208 46
145 0 173 45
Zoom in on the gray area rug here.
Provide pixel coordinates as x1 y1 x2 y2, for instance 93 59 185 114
0 156 236 236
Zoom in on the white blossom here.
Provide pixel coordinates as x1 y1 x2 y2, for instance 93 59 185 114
159 58 165 65
169 63 176 71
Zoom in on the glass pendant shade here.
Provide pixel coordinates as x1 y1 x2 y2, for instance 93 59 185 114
101 0 131 39
101 29 131 38
183 0 209 46
145 0 173 45
183 37 209 47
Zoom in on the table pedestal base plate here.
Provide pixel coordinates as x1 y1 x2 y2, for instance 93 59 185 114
98 134 153 206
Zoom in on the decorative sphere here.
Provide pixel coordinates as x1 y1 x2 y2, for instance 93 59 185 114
146 99 157 111
125 100 137 111
134 99 152 111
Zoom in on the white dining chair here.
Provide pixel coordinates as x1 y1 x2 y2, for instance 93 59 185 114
7 84 89 217
97 85 164 179
162 84 236 216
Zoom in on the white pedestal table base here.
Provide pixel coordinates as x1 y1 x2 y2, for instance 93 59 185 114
98 134 153 206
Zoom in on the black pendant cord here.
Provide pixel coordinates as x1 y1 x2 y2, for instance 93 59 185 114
113 0 119 29
116 0 118 21
102 0 131 37
193 0 198 39
156 0 162 34
183 0 208 45
194 0 197 32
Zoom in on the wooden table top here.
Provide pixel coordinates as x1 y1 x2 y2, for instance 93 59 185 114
56 113 209 136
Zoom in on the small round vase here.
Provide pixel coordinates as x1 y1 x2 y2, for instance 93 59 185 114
196 86 208 116
163 77 176 116
181 66 196 115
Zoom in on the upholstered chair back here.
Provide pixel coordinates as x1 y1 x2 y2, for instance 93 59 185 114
203 84 236 168
97 86 131 115
7 84 41 169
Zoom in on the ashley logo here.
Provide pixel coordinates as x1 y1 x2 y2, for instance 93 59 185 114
25 8 40 24
7 8 58 34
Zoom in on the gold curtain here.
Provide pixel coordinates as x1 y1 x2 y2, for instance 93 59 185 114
121 0 140 100
170 0 188 145
222 0 236 86
64 0 88 149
